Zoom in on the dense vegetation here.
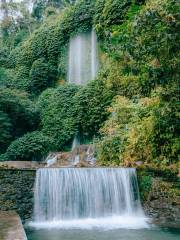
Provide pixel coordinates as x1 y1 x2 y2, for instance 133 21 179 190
0 0 179 169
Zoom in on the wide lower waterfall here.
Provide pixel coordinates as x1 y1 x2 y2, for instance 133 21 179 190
31 168 148 229
68 30 98 85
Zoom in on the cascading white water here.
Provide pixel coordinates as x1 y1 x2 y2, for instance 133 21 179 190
71 136 80 151
69 135 80 165
68 30 98 85
91 30 98 79
31 168 148 229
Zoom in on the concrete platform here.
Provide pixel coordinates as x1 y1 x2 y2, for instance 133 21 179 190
0 161 42 169
0 211 27 240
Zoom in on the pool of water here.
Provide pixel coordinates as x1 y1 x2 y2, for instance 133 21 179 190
26 227 180 240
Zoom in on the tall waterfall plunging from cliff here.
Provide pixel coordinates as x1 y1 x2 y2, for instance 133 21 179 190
31 168 148 229
68 30 98 85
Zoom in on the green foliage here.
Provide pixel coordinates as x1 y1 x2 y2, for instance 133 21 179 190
150 86 180 165
94 0 131 38
32 0 76 21
44 6 57 18
37 79 113 148
97 136 122 166
38 84 80 150
0 88 39 148
95 0 179 168
13 29 29 47
6 131 53 161
57 45 68 80
0 45 9 67
97 88 180 167
9 0 95 69
93 0 105 38
138 173 152 201
101 60 144 97
62 0 95 36
102 0 131 26
108 0 179 89
0 67 8 87
0 153 8 162
3 66 30 91
75 78 114 138
0 111 12 153
29 58 57 94
32 0 47 21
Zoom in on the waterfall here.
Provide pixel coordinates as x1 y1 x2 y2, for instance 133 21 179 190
69 135 80 165
68 30 98 85
91 29 98 79
31 168 148 229
71 135 80 151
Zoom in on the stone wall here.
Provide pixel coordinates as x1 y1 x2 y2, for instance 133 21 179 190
0 169 36 221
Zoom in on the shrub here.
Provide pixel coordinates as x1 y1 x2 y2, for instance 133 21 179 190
94 0 131 38
9 0 95 69
75 79 114 138
97 88 180 167
0 88 39 142
38 80 113 147
13 66 30 91
137 174 152 201
38 84 80 149
29 58 57 94
0 67 8 87
103 0 131 26
0 111 12 153
97 135 122 166
3 66 30 91
6 131 53 161
0 153 8 161
0 46 9 67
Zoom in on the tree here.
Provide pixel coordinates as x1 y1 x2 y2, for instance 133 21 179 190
0 0 36 49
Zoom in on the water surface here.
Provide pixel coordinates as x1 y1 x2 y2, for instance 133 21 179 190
26 227 180 240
